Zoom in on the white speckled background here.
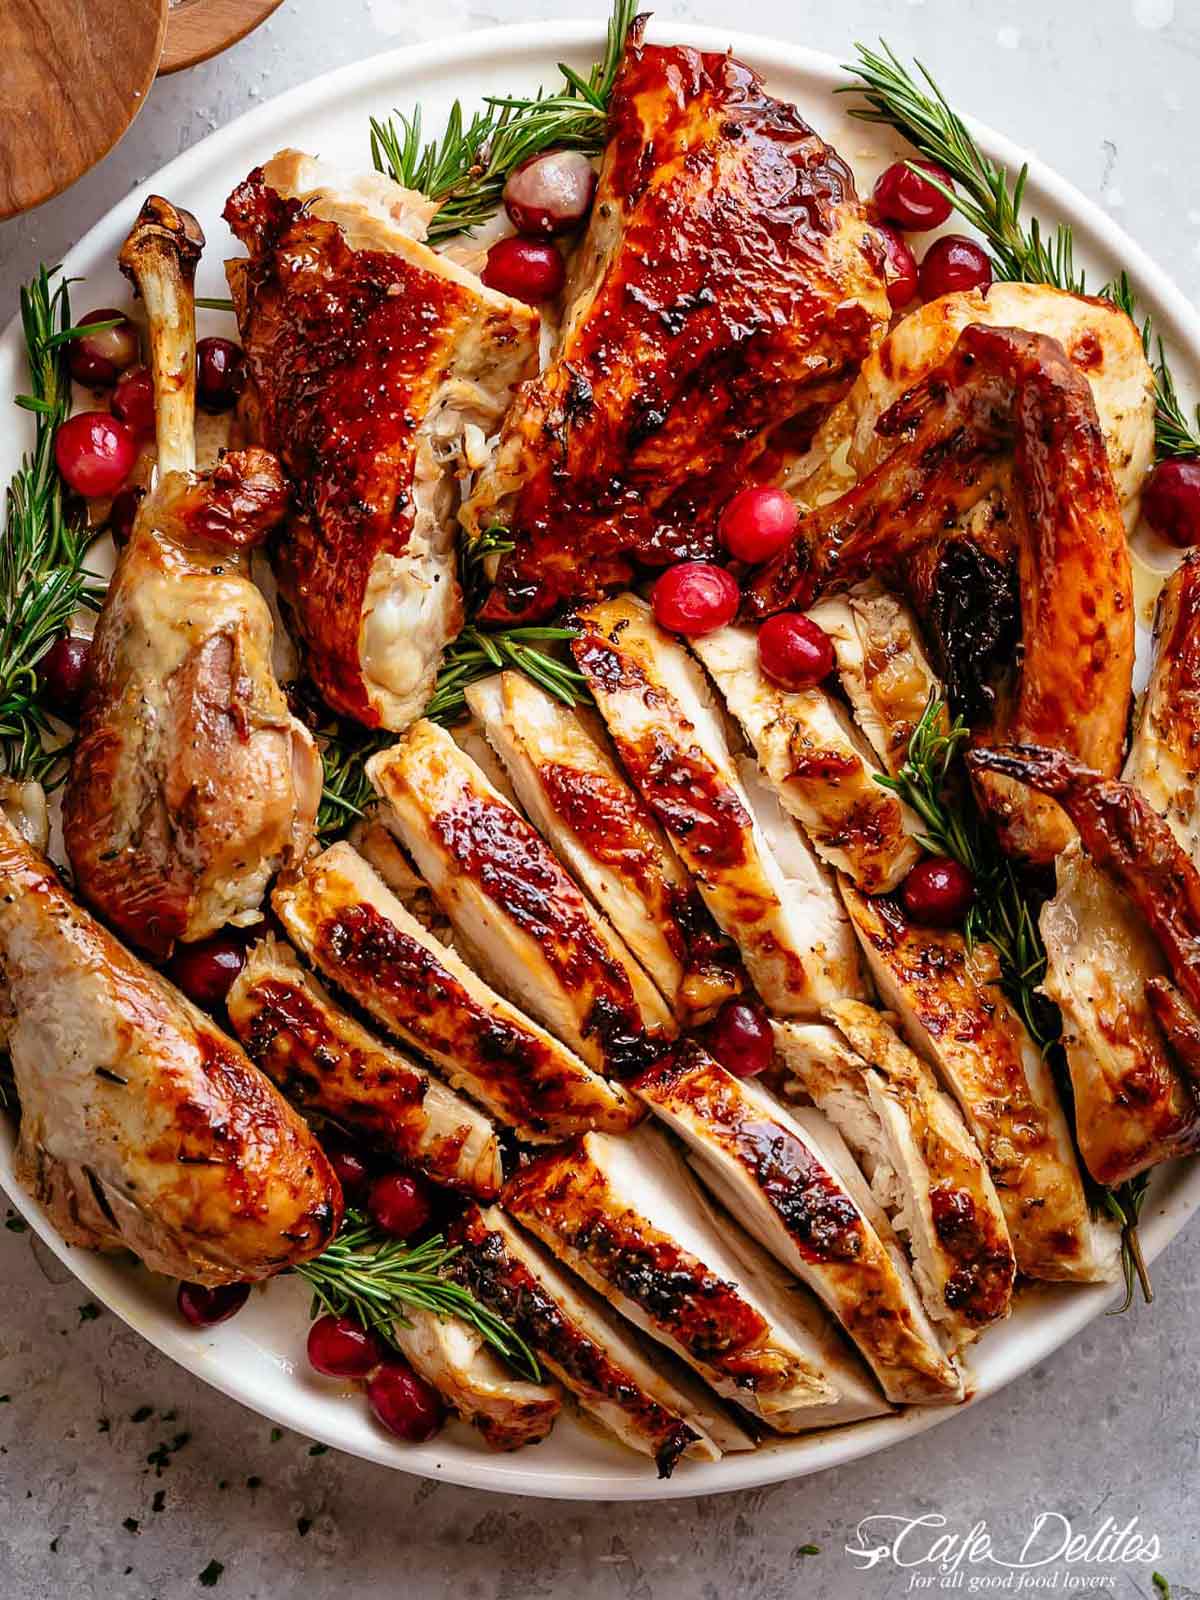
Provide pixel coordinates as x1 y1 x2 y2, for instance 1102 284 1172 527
2 2 1199 1595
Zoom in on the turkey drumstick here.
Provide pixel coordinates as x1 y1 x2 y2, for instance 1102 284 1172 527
64 196 322 960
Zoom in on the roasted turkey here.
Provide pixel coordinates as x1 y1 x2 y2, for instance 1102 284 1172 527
464 22 890 624
224 150 539 729
0 814 340 1284
747 323 1136 864
64 197 321 959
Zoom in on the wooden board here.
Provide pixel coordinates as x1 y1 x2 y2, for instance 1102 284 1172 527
158 0 285 75
0 0 168 220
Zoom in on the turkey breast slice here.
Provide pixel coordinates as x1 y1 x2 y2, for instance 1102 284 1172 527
465 671 744 1025
840 879 1119 1283
367 720 675 1079
227 934 503 1199
272 841 640 1143
503 1124 894 1429
634 1042 964 1402
774 1007 1016 1353
448 1203 754 1475
572 594 865 1016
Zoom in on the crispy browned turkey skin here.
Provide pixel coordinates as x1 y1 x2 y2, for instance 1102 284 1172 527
0 815 341 1285
64 197 321 960
746 324 1135 863
224 155 537 729
465 26 889 624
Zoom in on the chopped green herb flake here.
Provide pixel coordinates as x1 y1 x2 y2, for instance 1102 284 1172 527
308 1443 328 1456
131 1405 154 1423
198 1559 224 1588
270 1427 283 1444
152 1490 166 1513
77 1302 99 1323
123 1517 139 1534
297 1516 312 1537
4 1214 28 1233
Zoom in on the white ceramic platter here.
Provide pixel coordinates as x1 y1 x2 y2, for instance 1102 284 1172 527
3 17 1199 1502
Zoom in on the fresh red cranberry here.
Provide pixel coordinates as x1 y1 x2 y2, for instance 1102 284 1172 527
38 633 91 720
877 224 919 308
112 366 155 436
196 337 245 414
306 1314 383 1378
327 1146 372 1201
67 308 139 388
109 485 145 547
651 561 740 636
705 998 774 1078
55 411 138 498
718 487 799 563
481 236 565 304
366 1359 445 1442
901 857 976 926
1142 459 1200 548
873 160 955 231
367 1171 433 1240
178 1280 250 1327
757 613 835 690
166 933 247 1009
919 235 993 301
504 149 597 237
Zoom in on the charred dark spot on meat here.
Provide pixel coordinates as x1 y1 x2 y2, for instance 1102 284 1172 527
925 540 1020 727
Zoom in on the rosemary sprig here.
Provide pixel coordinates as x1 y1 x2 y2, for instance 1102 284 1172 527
294 1210 541 1382
314 720 392 841
1 267 107 785
370 0 635 241
844 45 1200 463
879 697 1152 1306
844 43 1085 292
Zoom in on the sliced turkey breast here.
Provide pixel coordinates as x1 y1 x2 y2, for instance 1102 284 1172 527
391 1306 562 1451
572 594 864 1016
776 1006 1015 1352
226 935 502 1198
448 1203 754 1475
1040 842 1200 1184
804 584 942 777
1124 551 1200 862
465 672 744 1024
691 622 921 892
272 842 639 1143
634 1042 963 1401
367 721 675 1078
840 881 1118 1283
503 1125 892 1429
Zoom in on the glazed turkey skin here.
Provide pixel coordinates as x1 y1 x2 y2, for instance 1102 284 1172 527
224 150 539 730
0 816 341 1285
465 24 889 623
64 195 321 959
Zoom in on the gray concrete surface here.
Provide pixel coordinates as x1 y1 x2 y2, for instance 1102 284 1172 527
2 1 1199 1595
